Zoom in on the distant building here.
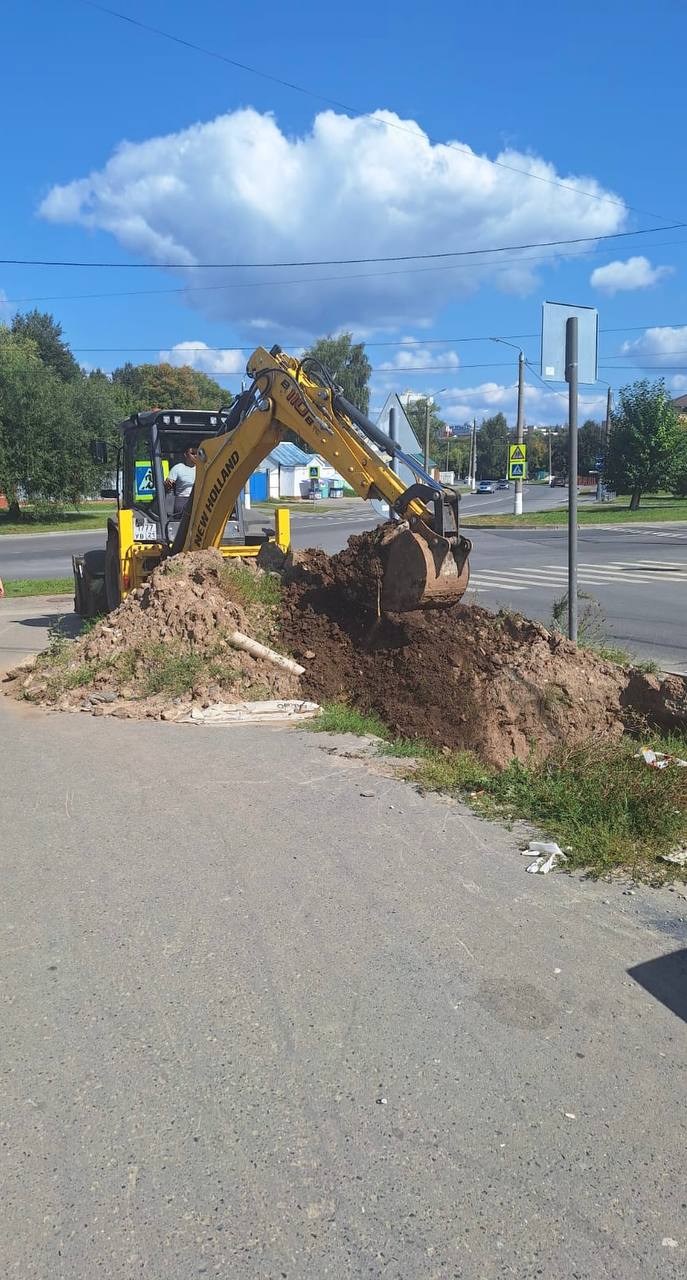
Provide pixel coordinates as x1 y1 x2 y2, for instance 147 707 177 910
671 394 687 422
376 392 437 484
248 443 346 501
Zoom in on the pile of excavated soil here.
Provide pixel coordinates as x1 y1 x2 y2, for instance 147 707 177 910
11 549 300 719
280 531 687 769
8 532 687 762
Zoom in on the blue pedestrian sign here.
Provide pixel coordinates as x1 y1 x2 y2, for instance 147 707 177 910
134 458 169 502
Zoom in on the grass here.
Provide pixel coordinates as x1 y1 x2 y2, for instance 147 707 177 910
312 702 687 878
461 494 687 528
220 561 282 609
412 735 687 877
308 702 391 739
4 577 73 597
0 503 116 536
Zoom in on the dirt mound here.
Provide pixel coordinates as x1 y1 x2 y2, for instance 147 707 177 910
14 550 300 718
281 531 687 769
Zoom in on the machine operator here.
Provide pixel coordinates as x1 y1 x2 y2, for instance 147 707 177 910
165 445 198 516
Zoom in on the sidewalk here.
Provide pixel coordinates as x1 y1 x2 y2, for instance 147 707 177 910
1 698 686 1279
0 594 77 672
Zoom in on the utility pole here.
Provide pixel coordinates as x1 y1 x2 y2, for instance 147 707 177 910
423 399 431 472
605 385 612 453
514 349 525 516
491 338 525 514
471 419 477 491
548 428 552 480
566 317 579 643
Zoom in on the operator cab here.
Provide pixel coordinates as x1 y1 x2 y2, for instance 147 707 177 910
116 408 247 547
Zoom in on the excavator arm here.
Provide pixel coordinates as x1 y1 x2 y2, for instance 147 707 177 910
175 345 472 612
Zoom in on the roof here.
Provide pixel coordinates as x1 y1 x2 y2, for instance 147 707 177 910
671 394 687 411
265 442 312 467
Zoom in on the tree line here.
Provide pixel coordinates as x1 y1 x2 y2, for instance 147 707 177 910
0 311 233 519
2 315 686 516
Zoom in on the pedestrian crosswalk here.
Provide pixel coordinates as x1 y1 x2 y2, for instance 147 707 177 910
469 561 687 592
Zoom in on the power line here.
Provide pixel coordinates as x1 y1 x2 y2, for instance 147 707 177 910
72 0 672 223
4 233 687 309
88 361 517 377
3 220 685 270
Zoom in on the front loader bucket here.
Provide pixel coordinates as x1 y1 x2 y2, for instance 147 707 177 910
380 521 472 613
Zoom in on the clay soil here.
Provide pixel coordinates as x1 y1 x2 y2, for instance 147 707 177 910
8 550 300 719
280 532 687 769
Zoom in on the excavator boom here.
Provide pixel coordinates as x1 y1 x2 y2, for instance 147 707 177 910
176 345 472 611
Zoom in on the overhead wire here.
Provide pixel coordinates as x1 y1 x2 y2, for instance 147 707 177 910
3 221 685 270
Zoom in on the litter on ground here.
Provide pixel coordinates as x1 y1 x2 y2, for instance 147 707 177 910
524 841 568 874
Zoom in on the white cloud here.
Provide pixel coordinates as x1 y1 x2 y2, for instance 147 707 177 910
376 337 460 374
442 380 606 426
160 341 245 376
669 374 687 392
619 325 687 368
40 107 626 336
590 255 672 294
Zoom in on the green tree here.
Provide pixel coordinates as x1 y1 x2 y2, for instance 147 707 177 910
0 329 126 514
476 412 509 480
405 397 447 464
11 310 81 382
578 419 604 475
111 362 230 409
302 333 372 414
605 379 682 510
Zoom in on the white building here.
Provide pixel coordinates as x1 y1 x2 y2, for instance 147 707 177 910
248 443 347 500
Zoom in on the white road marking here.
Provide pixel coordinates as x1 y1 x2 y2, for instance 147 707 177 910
470 559 687 590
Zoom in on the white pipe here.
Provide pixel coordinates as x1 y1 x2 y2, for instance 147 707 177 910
226 630 305 675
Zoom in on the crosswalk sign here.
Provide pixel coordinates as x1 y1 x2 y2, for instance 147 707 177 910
134 458 169 502
508 443 527 480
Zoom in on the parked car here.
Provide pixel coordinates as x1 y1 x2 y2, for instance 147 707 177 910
477 480 496 493
497 479 509 490
550 475 567 488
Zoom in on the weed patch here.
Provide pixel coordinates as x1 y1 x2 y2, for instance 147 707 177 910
308 702 390 738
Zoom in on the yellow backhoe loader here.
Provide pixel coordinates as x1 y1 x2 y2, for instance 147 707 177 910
74 345 471 616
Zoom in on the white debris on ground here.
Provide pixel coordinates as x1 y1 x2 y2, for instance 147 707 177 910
637 747 687 769
659 850 687 867
182 699 321 725
522 841 568 875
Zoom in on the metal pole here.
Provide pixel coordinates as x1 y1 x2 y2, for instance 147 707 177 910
605 385 612 452
514 350 525 515
471 419 477 491
423 399 431 472
566 317 579 643
389 405 399 476
548 429 552 480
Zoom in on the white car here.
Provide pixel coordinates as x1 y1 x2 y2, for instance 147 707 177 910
477 480 496 494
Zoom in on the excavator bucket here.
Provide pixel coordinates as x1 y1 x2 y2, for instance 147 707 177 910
379 519 472 613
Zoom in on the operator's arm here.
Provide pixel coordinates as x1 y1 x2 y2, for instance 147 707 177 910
165 464 179 493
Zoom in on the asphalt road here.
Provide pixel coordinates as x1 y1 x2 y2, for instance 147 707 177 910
467 523 687 674
0 487 563 580
2 698 686 1279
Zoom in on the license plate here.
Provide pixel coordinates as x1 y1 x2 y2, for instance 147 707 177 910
134 522 159 542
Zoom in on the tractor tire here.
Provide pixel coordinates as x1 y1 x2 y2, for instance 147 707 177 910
104 534 122 612
76 550 107 618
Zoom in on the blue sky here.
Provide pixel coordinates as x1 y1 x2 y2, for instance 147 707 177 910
3 0 687 424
